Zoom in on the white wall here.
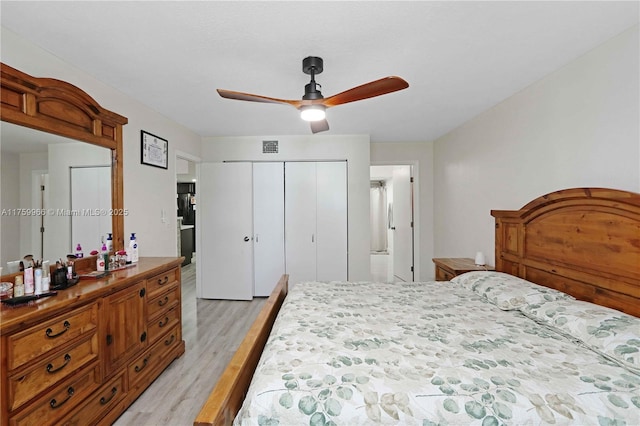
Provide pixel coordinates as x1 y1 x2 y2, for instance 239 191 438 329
0 150 48 266
201 135 371 280
1 151 21 266
371 142 435 280
433 25 640 266
1 27 202 258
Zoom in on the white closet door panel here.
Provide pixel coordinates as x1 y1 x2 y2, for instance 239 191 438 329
70 166 111 254
253 162 285 297
199 162 253 300
285 162 317 286
316 161 348 281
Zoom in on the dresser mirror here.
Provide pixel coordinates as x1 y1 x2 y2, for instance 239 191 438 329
1 122 112 267
0 62 128 275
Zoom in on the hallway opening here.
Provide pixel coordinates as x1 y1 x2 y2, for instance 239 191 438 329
369 165 414 282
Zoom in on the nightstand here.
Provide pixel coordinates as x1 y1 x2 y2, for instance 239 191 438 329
432 258 495 281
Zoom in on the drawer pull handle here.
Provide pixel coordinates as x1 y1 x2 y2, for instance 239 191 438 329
134 358 148 373
158 316 169 327
99 386 118 405
158 296 169 307
46 320 70 338
46 353 71 373
164 334 176 346
50 386 74 409
158 276 169 285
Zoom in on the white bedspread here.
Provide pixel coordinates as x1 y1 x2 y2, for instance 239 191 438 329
235 280 640 425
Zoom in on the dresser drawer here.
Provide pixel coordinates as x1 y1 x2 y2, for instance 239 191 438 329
147 305 180 346
7 302 99 371
59 371 126 426
127 324 181 389
146 267 179 299
8 333 99 411
9 364 100 426
147 284 180 320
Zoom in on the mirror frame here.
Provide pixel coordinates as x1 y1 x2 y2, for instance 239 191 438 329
1 62 128 252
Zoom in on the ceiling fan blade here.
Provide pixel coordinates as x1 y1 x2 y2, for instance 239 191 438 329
321 76 409 107
217 89 302 107
310 119 329 134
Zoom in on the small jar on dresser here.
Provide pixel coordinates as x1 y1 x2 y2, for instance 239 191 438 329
432 257 495 281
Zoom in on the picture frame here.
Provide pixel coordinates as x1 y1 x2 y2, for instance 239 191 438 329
140 130 168 169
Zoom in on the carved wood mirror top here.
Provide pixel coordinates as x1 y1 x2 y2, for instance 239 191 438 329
1 62 128 255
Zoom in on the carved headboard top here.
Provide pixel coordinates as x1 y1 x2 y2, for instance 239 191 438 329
491 187 640 317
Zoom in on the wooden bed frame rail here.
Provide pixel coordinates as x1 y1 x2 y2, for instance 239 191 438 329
194 274 289 426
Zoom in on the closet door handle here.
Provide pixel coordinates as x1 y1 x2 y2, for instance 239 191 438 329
244 236 250 242
311 234 315 243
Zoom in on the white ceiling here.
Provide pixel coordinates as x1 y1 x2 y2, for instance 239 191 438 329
1 1 638 143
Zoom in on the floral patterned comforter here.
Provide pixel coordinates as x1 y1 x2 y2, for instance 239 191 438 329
234 281 640 425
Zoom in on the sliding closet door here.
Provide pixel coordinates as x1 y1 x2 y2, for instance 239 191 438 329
285 162 317 286
253 162 285 297
316 161 348 281
199 162 253 300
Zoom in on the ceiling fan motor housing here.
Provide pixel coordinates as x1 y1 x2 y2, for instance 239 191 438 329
302 56 324 100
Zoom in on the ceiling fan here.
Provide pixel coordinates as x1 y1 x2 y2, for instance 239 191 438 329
217 56 409 134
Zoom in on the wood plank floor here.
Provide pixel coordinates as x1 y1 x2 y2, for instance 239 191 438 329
113 263 267 425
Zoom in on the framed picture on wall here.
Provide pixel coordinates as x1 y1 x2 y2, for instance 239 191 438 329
141 130 168 169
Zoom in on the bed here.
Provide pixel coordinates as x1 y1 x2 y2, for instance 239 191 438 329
194 187 640 425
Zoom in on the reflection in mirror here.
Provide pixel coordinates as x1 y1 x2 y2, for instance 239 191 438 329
1 121 112 269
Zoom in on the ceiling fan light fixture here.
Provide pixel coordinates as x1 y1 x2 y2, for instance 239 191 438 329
300 105 326 122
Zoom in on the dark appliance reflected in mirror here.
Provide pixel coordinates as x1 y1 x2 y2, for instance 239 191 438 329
177 182 195 266
177 182 196 225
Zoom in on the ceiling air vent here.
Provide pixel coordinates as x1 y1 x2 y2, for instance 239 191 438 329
262 140 278 154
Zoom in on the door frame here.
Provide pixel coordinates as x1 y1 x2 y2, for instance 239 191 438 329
369 161 419 280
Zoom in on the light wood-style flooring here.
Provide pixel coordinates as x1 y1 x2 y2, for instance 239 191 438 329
113 263 266 425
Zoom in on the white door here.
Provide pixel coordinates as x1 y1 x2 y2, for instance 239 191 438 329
285 162 317 286
70 166 111 255
253 162 285 296
199 162 253 300
392 166 414 282
316 161 348 281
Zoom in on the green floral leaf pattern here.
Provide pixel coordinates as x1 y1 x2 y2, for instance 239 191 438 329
278 393 293 409
443 398 459 413
298 395 317 415
234 281 640 425
607 394 629 409
465 401 486 419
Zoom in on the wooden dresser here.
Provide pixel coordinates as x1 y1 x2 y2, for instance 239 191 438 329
432 257 495 281
0 257 185 426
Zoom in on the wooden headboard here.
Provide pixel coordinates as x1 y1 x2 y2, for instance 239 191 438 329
491 187 640 317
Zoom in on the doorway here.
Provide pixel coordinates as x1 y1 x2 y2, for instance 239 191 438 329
176 156 197 267
370 165 414 282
